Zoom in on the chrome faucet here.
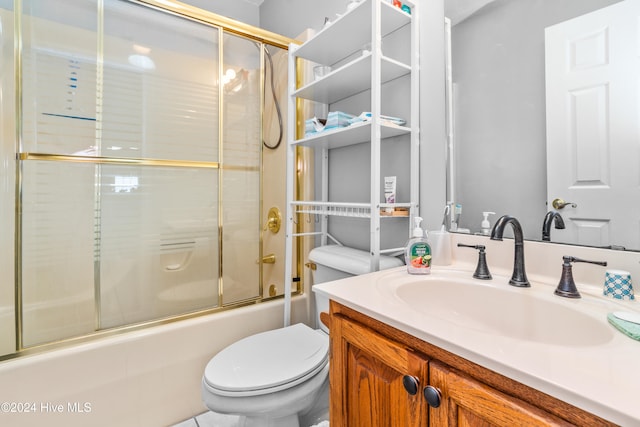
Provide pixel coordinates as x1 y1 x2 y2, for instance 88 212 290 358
542 211 565 241
490 215 530 287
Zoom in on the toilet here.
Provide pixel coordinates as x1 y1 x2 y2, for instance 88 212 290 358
201 245 404 427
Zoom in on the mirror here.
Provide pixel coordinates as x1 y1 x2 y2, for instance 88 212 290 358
445 0 640 251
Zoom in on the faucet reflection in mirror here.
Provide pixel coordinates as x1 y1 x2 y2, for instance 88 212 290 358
490 215 529 287
542 211 565 241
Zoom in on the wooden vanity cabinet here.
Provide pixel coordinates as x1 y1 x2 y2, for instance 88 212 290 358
329 305 429 426
328 301 616 427
428 362 570 426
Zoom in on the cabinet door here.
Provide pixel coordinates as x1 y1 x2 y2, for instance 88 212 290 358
428 362 571 427
330 315 429 427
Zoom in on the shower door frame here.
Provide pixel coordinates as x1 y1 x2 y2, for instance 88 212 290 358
5 0 302 357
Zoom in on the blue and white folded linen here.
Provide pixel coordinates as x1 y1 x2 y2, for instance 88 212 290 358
305 111 355 136
348 111 406 126
324 111 356 130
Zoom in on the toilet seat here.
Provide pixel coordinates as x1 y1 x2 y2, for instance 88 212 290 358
203 323 329 397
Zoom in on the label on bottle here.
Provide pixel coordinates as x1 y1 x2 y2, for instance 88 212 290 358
409 243 431 269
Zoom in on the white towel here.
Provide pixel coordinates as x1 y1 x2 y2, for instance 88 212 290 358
309 421 329 427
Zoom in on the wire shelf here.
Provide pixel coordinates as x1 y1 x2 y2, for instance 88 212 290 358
290 201 411 218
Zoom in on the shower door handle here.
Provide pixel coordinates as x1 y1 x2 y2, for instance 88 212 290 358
258 254 276 264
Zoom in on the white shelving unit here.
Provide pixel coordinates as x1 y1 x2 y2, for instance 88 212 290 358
283 0 419 325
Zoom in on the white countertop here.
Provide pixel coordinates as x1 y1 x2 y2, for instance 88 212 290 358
314 264 640 426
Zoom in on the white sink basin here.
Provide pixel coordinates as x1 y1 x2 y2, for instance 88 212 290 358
393 275 614 347
315 266 640 426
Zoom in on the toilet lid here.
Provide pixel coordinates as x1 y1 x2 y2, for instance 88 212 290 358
309 245 404 276
203 323 329 396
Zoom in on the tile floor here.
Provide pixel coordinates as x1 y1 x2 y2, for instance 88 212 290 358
172 411 330 427
172 411 240 427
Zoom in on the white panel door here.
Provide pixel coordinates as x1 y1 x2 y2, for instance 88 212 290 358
545 0 640 249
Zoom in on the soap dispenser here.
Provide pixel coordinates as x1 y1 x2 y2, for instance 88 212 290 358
405 217 431 275
480 212 496 235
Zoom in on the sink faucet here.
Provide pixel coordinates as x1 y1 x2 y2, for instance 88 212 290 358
542 211 565 241
457 244 492 280
490 215 530 287
555 256 607 298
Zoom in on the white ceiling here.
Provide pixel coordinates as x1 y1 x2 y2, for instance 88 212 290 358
445 0 497 25
250 0 495 26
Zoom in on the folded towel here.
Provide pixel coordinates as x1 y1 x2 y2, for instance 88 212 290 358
348 112 406 126
310 422 329 427
324 111 355 130
607 312 640 341
305 117 327 136
305 112 354 136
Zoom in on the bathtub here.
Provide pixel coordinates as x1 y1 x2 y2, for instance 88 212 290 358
0 293 311 427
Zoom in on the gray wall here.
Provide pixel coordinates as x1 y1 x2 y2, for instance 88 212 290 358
259 0 349 39
451 0 621 238
420 0 447 234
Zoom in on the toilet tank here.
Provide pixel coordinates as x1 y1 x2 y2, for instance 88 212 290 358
309 245 404 332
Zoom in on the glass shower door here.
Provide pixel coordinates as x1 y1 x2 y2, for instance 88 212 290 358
13 0 267 350
221 33 262 305
97 0 220 328
20 0 101 346
19 0 224 346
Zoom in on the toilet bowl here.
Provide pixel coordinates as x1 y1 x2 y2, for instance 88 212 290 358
202 324 329 427
201 245 403 426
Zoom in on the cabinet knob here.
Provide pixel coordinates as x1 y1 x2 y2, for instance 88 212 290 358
423 385 442 408
402 375 420 395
